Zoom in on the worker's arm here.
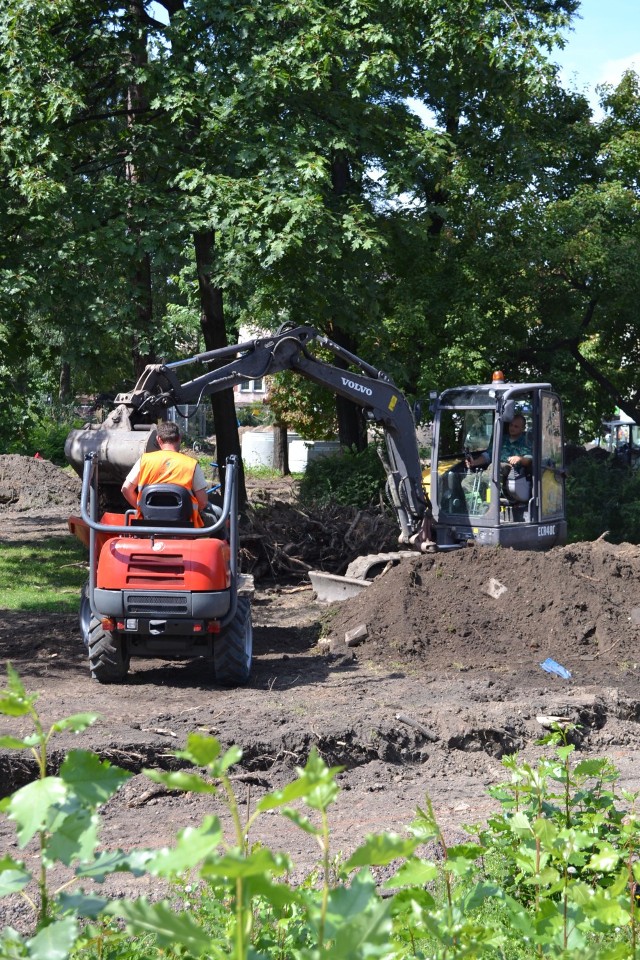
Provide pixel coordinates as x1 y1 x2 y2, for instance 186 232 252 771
192 463 209 512
194 487 209 511
121 479 139 509
467 451 489 468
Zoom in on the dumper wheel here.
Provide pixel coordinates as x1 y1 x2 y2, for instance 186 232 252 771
87 617 130 683
80 581 91 649
214 596 253 686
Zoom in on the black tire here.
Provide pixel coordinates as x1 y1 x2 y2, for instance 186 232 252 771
87 617 130 683
214 596 253 686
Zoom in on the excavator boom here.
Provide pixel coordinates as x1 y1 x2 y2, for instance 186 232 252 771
66 326 432 544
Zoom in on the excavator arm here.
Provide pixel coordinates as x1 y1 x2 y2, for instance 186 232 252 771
66 326 432 544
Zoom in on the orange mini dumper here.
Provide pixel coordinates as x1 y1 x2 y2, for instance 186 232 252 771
69 453 253 685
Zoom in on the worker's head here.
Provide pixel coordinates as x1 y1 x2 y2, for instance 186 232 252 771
508 413 526 438
156 421 181 448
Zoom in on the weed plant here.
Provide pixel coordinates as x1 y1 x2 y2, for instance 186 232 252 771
1 664 639 959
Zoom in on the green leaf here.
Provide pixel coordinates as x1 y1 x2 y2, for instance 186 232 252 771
281 807 321 835
216 745 243 773
257 777 320 811
0 926 26 958
587 844 622 871
532 819 558 844
4 665 31 705
463 881 504 912
383 858 438 888
509 811 534 837
408 804 440 843
446 842 485 861
58 891 110 919
573 758 611 777
175 732 221 767
584 890 631 926
0 735 32 749
524 865 560 886
244 873 303 912
325 902 392 958
26 916 78 960
76 848 155 881
144 769 217 793
258 749 341 812
200 848 290 880
106 898 213 952
60 750 130 806
7 777 67 846
0 855 31 895
344 833 420 871
147 817 223 876
0 693 34 717
325 870 378 925
51 713 100 734
45 809 99 866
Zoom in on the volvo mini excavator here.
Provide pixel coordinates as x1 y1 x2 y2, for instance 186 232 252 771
66 326 566 684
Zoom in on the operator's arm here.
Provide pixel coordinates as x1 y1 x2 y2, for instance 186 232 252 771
121 479 138 508
505 445 531 468
121 460 141 508
467 451 489 468
508 441 532 467
192 464 209 512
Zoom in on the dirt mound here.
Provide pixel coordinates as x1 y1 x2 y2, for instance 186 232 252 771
0 455 81 515
328 540 640 685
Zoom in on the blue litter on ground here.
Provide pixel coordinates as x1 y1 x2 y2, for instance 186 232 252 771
540 658 572 680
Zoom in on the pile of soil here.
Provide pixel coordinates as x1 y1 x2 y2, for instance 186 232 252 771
0 455 81 515
328 540 640 691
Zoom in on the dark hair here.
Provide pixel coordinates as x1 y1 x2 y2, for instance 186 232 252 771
512 413 526 427
156 421 181 444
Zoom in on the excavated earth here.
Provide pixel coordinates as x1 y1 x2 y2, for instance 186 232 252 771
2 453 640 932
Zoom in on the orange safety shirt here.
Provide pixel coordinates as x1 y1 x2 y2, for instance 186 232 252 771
136 450 204 527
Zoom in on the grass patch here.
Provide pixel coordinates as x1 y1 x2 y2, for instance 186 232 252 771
0 536 87 613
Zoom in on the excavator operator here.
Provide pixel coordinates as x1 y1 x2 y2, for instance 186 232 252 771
121 420 208 527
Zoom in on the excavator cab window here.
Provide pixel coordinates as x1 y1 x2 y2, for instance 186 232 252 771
436 407 495 517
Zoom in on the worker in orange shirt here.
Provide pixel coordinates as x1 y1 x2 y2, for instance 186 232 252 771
121 421 208 527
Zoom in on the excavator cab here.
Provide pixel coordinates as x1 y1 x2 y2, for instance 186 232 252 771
430 375 566 549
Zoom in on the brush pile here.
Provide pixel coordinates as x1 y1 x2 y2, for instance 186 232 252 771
240 498 398 579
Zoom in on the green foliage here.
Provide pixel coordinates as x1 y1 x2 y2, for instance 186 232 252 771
236 405 270 428
2 669 640 958
267 371 338 441
1 0 606 457
0 538 87 613
566 455 640 544
298 446 386 508
14 417 76 465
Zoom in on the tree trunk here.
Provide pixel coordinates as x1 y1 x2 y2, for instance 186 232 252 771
328 151 367 451
273 423 290 475
328 322 367 451
193 229 247 508
59 361 72 403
